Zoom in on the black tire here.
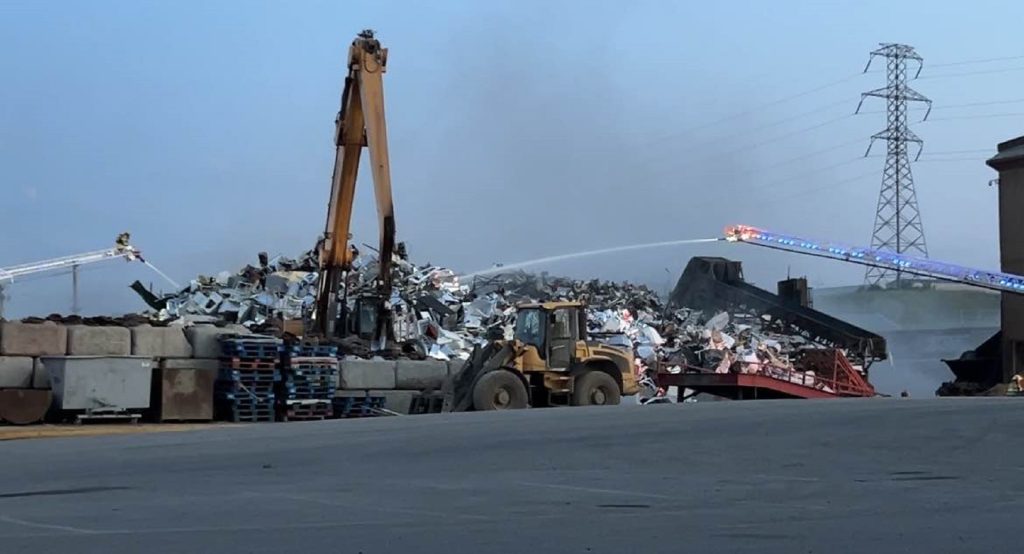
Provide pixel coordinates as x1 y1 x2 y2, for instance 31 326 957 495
572 371 622 406
472 370 529 410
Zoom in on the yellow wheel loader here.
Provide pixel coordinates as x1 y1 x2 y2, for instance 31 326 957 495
445 302 639 411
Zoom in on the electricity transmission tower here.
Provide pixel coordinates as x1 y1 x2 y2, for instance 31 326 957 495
855 43 932 287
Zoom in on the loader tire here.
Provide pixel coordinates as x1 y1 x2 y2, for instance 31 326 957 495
572 371 621 406
472 370 529 411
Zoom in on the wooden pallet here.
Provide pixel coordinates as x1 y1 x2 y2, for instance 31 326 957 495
219 358 278 370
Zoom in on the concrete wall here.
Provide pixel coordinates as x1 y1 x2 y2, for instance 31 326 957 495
67 325 131 356
339 360 396 390
333 360 460 414
395 360 448 390
0 322 67 357
0 356 35 388
132 325 193 358
184 325 249 358
0 318 457 418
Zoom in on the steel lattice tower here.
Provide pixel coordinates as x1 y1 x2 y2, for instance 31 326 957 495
855 43 933 287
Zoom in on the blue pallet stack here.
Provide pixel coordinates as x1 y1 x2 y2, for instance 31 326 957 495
277 343 339 421
216 335 282 423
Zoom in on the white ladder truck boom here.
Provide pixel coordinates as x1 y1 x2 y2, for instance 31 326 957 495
724 225 1024 294
0 233 144 318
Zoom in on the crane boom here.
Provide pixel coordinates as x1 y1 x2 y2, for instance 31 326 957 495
0 233 142 317
314 30 397 344
0 233 141 284
725 225 1024 295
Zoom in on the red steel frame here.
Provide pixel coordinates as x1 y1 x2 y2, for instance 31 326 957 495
655 349 875 400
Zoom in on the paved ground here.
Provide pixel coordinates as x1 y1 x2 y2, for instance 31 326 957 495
0 399 1020 553
0 423 217 442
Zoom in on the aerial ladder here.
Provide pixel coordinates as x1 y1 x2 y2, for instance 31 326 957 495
724 224 1024 294
0 233 144 318
312 30 397 349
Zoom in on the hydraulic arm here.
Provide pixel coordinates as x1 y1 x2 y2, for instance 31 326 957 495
314 30 397 344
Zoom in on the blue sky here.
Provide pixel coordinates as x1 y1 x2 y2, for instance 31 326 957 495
2 0 1023 316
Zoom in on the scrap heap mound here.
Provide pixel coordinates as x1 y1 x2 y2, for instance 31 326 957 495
135 249 866 397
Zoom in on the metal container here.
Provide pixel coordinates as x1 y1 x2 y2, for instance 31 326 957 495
151 367 216 422
0 389 52 424
41 356 153 411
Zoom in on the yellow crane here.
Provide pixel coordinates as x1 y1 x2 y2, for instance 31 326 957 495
313 30 396 348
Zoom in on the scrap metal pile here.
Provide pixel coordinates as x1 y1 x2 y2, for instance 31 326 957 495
135 250 855 393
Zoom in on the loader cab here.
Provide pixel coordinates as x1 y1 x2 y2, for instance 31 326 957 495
348 294 380 339
514 302 588 370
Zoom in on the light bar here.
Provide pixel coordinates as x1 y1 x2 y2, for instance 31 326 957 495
724 224 1024 295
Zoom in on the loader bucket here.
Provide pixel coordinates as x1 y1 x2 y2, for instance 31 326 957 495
442 342 516 412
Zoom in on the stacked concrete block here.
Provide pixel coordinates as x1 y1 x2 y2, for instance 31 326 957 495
369 390 417 415
0 356 35 388
33 359 49 389
0 321 67 357
339 360 397 390
160 358 219 371
66 325 131 356
183 325 250 359
395 360 449 390
131 325 193 358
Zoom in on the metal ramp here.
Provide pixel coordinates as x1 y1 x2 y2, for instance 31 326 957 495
657 349 876 400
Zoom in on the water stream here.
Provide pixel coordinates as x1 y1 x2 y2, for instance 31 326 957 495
143 260 182 290
460 237 723 278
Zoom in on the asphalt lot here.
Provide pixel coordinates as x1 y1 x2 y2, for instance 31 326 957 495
0 398 1020 553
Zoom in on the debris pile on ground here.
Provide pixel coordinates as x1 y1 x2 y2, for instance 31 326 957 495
131 250 320 326
132 248 859 394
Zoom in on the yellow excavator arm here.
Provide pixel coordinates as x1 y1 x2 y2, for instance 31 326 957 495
314 30 396 344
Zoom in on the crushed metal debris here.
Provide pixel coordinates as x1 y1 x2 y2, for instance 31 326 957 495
131 248 869 400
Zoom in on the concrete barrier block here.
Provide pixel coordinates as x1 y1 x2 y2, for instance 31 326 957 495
447 359 468 375
66 325 131 356
334 389 368 399
0 356 35 388
0 322 67 356
32 358 49 389
184 325 249 358
369 389 417 415
396 360 448 390
159 358 219 371
132 325 193 358
339 360 396 390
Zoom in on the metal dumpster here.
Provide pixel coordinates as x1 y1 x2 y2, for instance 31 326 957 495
150 359 217 422
41 356 153 415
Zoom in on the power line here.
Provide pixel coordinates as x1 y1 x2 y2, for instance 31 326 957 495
757 137 866 172
859 98 1024 117
930 54 1024 68
647 55 1024 153
915 157 985 163
651 96 858 154
754 156 869 190
934 98 1024 110
759 170 878 205
927 111 1024 122
636 96 858 166
921 148 992 156
645 112 857 178
918 65 1024 80
745 113 855 152
644 73 864 146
